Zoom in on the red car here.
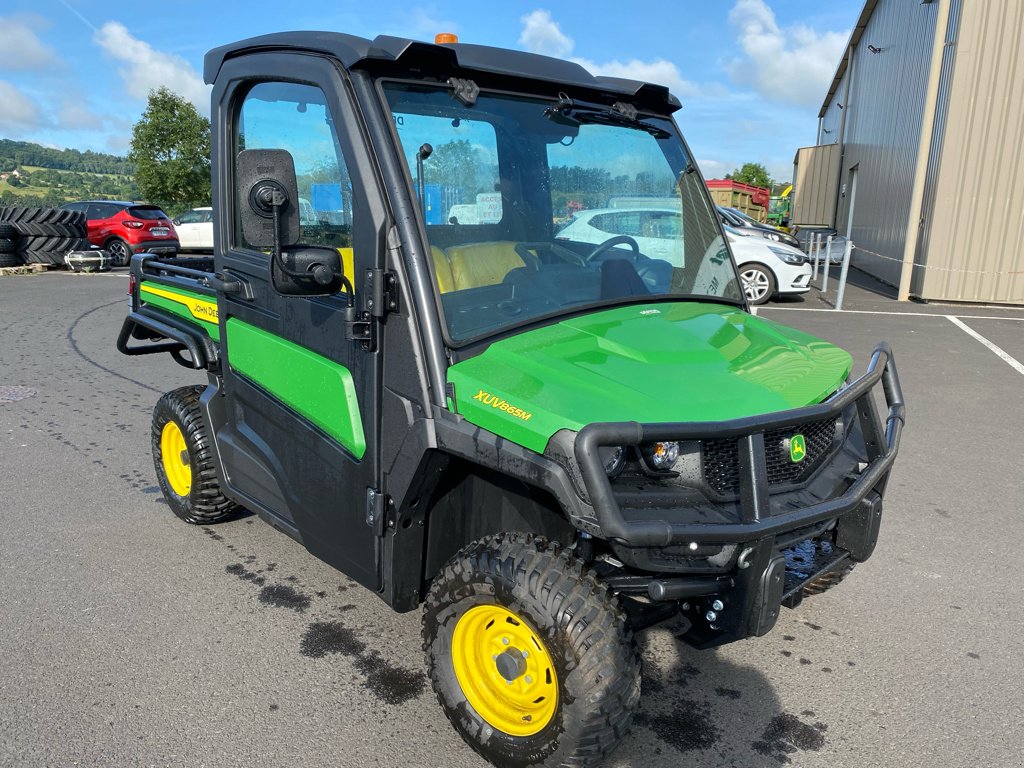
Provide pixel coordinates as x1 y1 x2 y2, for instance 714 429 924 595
60 200 179 266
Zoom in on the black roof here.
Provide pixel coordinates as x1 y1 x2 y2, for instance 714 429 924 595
203 32 680 113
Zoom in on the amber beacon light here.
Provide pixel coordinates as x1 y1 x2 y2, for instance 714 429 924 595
434 32 459 44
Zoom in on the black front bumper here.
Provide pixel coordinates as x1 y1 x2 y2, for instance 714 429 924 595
574 343 904 547
573 344 904 643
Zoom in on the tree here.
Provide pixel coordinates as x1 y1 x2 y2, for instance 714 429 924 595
726 162 772 189
129 87 211 211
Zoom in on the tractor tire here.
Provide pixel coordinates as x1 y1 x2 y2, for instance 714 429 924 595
152 385 240 525
0 252 22 268
0 207 87 239
423 533 641 768
0 222 17 240
0 237 17 253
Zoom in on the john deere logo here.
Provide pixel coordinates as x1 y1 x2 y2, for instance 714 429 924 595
789 434 807 463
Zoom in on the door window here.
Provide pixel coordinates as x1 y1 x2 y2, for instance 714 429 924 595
235 81 354 251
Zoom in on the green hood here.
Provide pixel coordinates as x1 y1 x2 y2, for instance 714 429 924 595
447 303 853 454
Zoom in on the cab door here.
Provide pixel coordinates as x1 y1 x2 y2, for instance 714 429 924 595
210 53 386 590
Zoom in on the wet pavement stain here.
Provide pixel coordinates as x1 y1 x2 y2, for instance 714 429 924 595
752 712 827 764
635 697 719 752
967 652 980 660
259 584 312 612
225 563 266 587
300 621 425 705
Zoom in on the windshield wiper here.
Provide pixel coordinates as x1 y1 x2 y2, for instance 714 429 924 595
543 94 670 139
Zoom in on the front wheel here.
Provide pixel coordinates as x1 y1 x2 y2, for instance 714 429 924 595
738 262 776 305
423 533 640 768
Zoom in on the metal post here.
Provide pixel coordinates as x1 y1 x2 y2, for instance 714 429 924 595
835 239 854 310
824 235 833 277
821 236 830 294
811 234 820 280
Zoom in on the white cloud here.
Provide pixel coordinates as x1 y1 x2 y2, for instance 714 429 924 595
0 15 61 71
697 158 729 179
0 81 42 133
59 102 104 131
727 0 847 107
519 10 574 59
93 22 209 113
517 9 701 99
404 8 460 41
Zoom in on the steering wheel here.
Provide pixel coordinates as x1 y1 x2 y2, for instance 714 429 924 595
514 241 587 268
584 235 640 263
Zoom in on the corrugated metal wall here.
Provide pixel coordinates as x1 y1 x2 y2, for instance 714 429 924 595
791 144 840 227
920 1 1024 303
831 0 939 286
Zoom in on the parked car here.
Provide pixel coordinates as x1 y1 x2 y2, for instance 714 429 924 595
173 206 214 251
556 208 809 305
724 225 811 305
717 206 801 249
556 207 686 263
60 200 178 266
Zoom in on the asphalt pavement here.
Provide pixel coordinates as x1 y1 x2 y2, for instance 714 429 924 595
1 270 1021 768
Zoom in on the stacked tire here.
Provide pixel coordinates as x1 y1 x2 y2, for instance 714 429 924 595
0 222 19 268
0 207 89 268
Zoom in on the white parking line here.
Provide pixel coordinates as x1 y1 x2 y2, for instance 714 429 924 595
948 316 1024 375
763 306 1024 321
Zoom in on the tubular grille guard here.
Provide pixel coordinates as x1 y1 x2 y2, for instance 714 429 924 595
573 343 905 547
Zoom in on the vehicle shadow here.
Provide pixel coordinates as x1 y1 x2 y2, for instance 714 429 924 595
609 620 830 767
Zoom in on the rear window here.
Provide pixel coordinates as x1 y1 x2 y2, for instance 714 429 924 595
127 206 169 220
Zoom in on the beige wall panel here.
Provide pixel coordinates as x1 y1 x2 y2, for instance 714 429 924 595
792 144 840 227
922 1 1024 303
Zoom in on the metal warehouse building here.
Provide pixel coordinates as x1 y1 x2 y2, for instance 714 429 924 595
795 0 1024 304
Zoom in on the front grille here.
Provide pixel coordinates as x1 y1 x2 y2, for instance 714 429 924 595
701 416 839 496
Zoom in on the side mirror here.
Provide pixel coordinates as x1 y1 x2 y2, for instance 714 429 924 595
236 148 301 248
270 246 346 297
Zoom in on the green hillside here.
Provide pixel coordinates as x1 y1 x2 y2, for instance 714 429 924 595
0 139 138 206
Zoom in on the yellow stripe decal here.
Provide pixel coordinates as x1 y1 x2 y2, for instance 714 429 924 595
140 284 219 324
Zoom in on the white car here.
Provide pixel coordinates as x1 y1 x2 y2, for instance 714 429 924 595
556 208 810 305
173 206 213 251
724 225 811 305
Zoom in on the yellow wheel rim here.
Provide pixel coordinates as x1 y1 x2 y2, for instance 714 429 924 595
451 604 558 737
160 421 192 497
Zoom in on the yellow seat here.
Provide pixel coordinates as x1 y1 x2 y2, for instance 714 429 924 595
445 241 525 290
431 246 455 294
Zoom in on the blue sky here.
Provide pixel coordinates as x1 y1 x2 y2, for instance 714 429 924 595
0 0 860 182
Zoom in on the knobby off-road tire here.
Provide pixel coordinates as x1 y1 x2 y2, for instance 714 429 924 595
0 206 87 236
423 533 641 768
0 252 23 268
803 563 856 596
152 386 239 524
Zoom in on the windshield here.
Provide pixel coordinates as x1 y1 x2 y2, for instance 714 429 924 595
383 82 741 344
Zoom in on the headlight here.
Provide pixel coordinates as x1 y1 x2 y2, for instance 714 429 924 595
641 441 680 472
599 446 626 477
763 232 780 242
768 246 805 265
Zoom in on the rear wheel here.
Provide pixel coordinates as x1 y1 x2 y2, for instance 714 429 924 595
106 238 133 267
739 262 776 305
423 533 640 767
152 386 239 524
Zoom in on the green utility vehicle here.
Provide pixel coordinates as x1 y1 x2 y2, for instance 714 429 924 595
118 31 905 768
